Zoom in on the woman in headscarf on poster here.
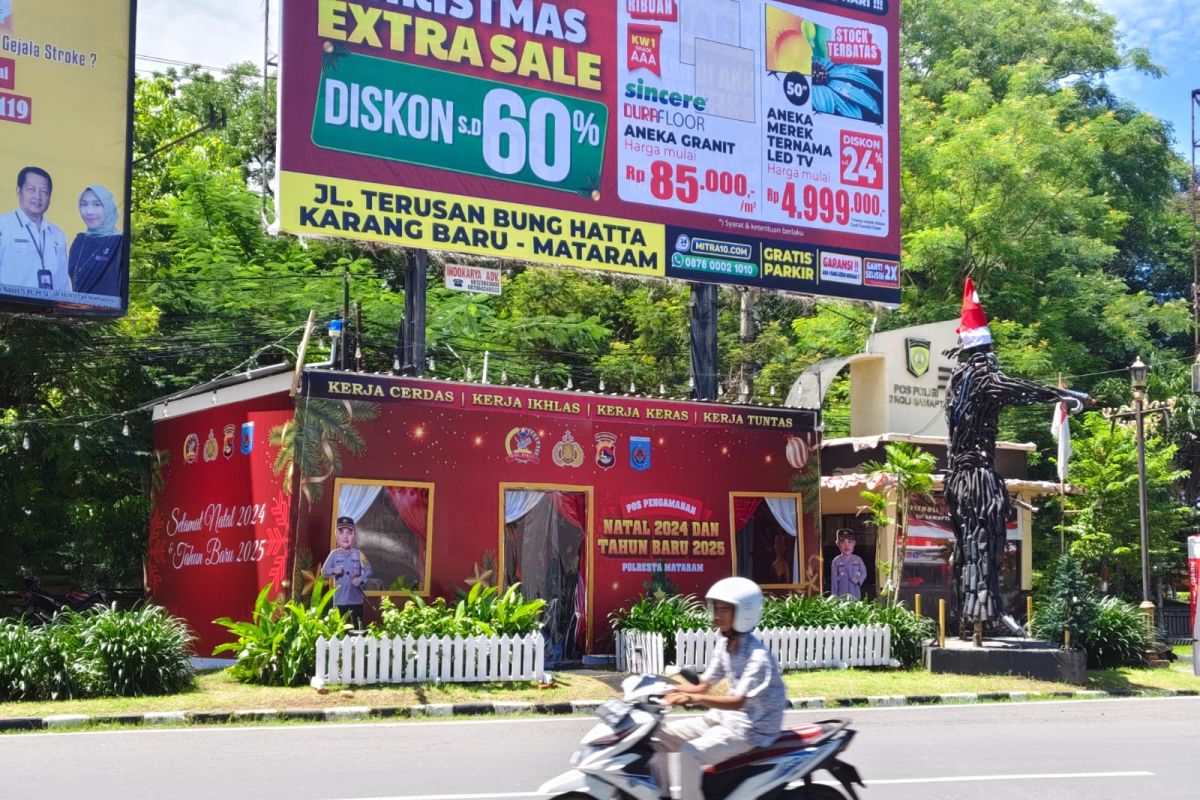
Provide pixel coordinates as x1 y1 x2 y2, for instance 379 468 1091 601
68 185 125 296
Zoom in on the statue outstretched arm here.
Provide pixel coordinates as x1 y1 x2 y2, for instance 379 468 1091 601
986 372 1089 409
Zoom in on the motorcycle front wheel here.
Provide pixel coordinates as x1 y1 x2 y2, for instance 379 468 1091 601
780 785 847 800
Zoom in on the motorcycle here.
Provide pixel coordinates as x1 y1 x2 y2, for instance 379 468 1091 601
538 671 864 800
15 577 107 624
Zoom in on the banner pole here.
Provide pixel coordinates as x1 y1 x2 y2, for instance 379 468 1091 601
689 283 718 401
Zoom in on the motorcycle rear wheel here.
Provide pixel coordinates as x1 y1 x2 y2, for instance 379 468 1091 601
780 785 847 800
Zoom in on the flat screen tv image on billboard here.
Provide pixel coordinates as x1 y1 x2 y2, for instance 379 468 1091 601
0 0 135 316
276 0 900 305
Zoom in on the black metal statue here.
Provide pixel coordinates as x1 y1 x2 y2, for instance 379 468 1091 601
944 281 1087 643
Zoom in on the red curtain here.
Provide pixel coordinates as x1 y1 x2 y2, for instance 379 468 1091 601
549 491 588 652
386 487 429 570
734 496 763 532
551 491 587 531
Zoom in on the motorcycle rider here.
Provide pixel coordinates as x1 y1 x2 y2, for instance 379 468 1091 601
652 577 788 800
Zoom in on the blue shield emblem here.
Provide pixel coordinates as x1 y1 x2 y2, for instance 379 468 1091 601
629 436 651 471
240 422 254 455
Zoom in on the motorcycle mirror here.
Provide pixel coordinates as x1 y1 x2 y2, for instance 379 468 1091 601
678 668 701 686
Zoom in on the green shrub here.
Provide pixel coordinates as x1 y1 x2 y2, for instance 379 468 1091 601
760 595 932 668
1032 553 1151 669
0 606 194 701
1085 597 1153 669
608 594 708 665
213 580 348 686
858 602 934 669
81 605 195 696
610 592 933 669
0 618 83 701
372 583 546 639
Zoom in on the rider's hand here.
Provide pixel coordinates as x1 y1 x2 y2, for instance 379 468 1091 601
663 691 694 707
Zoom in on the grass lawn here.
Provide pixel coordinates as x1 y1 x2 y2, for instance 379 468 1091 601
3 658 1196 721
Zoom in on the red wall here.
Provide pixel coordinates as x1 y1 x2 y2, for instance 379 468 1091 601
295 372 820 651
148 393 294 657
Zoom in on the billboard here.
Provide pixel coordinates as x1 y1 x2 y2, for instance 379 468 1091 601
277 0 900 304
0 0 135 316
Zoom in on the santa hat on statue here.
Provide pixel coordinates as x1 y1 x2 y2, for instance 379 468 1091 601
956 277 992 350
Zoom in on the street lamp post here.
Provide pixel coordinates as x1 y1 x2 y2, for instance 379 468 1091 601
1129 357 1155 639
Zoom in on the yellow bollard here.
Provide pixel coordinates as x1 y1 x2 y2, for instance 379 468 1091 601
1064 629 1071 648
938 599 946 648
914 593 922 618
1026 596 1034 634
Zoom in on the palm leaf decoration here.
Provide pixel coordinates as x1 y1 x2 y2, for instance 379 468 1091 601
788 448 821 517
269 398 380 505
150 448 170 500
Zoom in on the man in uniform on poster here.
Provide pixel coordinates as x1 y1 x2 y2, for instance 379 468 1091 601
830 529 867 600
322 516 373 628
0 167 70 293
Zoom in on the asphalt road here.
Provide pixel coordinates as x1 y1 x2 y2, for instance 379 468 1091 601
1 697 1196 799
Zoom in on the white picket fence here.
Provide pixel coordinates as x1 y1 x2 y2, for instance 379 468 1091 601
615 625 895 673
676 625 893 670
314 633 545 685
614 630 666 674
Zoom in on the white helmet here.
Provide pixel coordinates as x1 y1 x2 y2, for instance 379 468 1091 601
706 577 763 633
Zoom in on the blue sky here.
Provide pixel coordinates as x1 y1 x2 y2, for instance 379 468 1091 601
1094 0 1200 157
135 0 1196 157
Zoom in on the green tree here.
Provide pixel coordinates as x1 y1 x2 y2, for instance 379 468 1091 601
860 442 938 604
1061 413 1189 604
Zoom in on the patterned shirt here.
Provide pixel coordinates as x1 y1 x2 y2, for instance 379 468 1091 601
700 631 788 747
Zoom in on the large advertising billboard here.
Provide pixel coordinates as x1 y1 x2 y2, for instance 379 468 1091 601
0 0 134 316
277 0 900 304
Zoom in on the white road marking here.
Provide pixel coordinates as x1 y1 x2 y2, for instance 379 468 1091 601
859 770 1156 785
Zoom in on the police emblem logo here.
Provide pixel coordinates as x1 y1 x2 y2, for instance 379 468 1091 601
629 436 651 471
906 337 932 378
552 431 585 468
183 433 200 465
505 427 541 464
222 425 236 459
240 421 254 456
594 432 617 471
203 429 219 463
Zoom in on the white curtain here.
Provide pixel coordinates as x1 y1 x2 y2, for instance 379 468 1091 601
504 490 545 523
337 483 383 522
765 497 800 583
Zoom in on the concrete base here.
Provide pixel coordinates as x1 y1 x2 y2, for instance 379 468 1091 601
924 637 1087 686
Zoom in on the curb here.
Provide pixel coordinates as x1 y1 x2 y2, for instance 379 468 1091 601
2 688 1196 732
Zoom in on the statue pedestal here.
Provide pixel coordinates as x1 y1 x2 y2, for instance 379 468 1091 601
923 637 1086 686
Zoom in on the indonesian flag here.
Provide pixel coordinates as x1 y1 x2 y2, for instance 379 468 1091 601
1051 390 1072 483
956 277 993 349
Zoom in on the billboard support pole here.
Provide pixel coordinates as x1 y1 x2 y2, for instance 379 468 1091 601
340 265 351 371
690 283 718 400
402 249 428 377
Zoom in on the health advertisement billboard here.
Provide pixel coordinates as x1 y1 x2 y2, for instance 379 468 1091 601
277 0 900 304
0 0 134 315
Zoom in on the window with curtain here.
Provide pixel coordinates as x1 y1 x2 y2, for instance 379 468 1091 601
501 486 589 665
731 493 802 588
332 479 433 595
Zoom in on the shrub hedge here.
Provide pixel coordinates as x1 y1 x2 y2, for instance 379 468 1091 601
0 605 195 701
610 592 934 669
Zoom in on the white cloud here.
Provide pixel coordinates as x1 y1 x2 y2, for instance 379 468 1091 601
136 0 275 72
1093 0 1200 65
